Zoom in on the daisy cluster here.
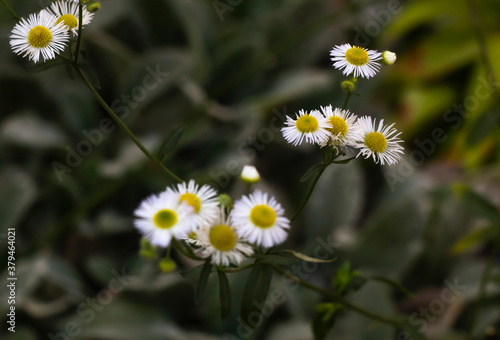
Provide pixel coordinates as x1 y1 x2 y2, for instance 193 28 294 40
281 44 403 166
9 0 96 63
134 177 290 267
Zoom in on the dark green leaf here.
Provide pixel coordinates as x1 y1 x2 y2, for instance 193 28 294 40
217 270 231 320
195 260 212 303
159 124 185 161
280 250 337 263
300 164 325 182
368 276 415 298
241 265 273 323
312 303 341 340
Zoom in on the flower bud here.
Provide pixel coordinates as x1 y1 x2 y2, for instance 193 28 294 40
158 258 177 273
218 194 233 209
86 1 101 12
382 51 397 66
341 80 356 93
241 165 260 184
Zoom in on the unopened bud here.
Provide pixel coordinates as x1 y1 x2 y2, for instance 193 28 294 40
341 80 356 93
241 165 260 184
382 51 397 66
86 1 101 12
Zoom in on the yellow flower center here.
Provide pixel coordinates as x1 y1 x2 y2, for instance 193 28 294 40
296 115 319 133
364 132 387 153
28 26 52 48
180 193 201 213
250 205 276 229
56 14 79 30
209 225 236 251
328 116 348 136
345 47 369 66
153 209 178 229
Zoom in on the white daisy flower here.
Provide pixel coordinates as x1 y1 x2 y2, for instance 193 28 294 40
354 116 404 165
195 209 253 267
330 43 382 79
44 0 94 36
10 12 69 64
241 165 260 184
166 180 219 230
231 190 290 248
282 109 330 146
134 191 195 247
382 51 397 66
319 105 361 149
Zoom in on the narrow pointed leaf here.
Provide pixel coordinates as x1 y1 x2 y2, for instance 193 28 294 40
240 265 273 323
300 164 325 182
280 250 337 263
218 270 231 320
195 260 212 303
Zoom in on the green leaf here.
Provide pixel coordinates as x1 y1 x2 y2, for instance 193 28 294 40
300 163 325 182
195 260 212 303
279 250 336 263
217 270 231 320
159 124 185 162
368 276 415 298
451 225 499 255
454 184 500 223
312 303 341 340
240 265 273 323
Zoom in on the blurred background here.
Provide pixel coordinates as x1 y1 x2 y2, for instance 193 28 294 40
1 0 500 339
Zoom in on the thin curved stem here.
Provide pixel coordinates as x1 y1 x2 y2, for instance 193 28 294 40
342 91 353 110
74 2 84 64
74 66 183 183
271 264 402 328
0 0 20 21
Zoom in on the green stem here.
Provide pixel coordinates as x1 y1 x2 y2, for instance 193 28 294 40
342 91 353 110
74 66 183 183
0 0 20 21
74 2 84 64
271 264 402 328
465 0 498 91
291 164 326 223
466 236 500 339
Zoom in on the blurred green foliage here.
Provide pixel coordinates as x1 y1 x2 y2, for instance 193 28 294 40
1 0 500 339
